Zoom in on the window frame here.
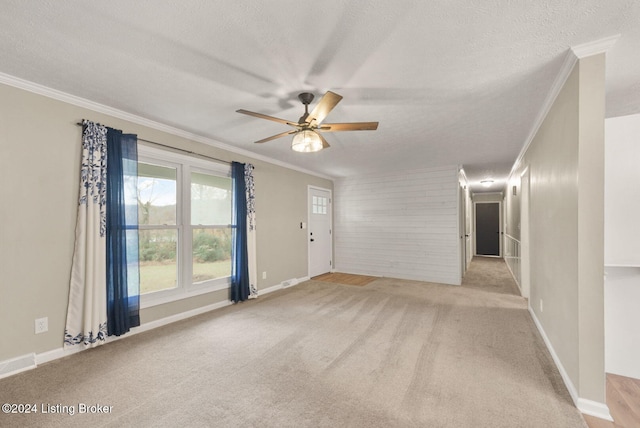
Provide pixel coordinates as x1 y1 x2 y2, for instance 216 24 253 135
137 144 232 309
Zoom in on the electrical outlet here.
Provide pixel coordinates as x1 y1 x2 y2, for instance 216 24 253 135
262 271 267 280
539 299 544 313
35 317 48 334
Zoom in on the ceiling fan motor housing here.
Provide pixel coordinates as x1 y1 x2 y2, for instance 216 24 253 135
298 92 315 105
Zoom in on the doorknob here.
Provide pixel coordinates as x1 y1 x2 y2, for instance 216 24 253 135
310 238 315 242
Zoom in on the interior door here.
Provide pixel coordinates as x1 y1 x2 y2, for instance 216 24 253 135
309 187 332 277
476 202 500 256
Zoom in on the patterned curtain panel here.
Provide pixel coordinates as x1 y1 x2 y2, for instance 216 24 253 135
65 121 140 348
64 120 109 348
245 164 258 298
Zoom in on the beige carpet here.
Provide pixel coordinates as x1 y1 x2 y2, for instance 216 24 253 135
461 256 522 296
0 258 586 427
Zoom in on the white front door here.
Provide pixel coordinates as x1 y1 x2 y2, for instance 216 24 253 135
308 187 332 277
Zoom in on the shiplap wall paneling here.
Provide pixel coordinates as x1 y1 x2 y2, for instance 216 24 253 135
334 166 461 285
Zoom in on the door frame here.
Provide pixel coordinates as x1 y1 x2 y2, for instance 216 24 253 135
307 185 333 277
520 168 531 299
458 182 473 280
459 183 467 280
473 201 503 257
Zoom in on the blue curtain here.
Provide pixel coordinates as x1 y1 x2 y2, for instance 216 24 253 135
230 161 250 303
105 128 140 336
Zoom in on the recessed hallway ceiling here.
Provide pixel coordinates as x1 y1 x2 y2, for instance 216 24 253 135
1 1 639 192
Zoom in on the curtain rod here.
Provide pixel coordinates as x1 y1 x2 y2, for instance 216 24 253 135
76 122 232 166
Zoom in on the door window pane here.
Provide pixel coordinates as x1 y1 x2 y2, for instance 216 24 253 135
313 196 327 215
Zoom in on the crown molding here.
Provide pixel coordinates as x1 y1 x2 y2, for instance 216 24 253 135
458 165 469 184
0 72 334 181
509 51 578 177
509 35 620 179
571 34 620 59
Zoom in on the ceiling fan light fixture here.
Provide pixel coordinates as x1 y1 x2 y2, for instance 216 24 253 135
291 130 323 152
237 90 377 149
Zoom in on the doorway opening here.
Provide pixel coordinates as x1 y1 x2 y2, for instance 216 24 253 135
475 202 501 257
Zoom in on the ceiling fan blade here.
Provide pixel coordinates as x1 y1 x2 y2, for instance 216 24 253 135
307 91 343 126
254 130 296 144
319 122 379 132
317 133 330 149
236 109 297 127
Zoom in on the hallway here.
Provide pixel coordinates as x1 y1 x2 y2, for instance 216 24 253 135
461 256 521 296
463 256 639 427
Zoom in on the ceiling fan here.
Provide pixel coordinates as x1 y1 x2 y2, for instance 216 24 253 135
236 91 378 152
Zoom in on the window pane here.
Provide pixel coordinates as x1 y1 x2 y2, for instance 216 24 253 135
138 162 177 225
191 172 231 225
313 196 327 215
192 228 231 283
139 229 178 294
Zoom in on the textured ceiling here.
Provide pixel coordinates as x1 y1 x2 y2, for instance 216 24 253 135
1 1 639 193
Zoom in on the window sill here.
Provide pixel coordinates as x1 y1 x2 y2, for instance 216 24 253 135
140 279 230 309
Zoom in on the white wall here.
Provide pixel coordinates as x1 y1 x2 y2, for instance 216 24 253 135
472 192 504 203
604 114 640 266
604 113 640 379
334 166 461 285
605 268 640 379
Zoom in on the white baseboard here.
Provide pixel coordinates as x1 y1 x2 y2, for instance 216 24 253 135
528 307 579 402
0 353 36 380
260 276 309 294
33 299 234 367
259 284 282 295
36 345 85 365
282 276 309 288
130 300 232 336
578 398 614 421
528 308 613 421
2 278 311 380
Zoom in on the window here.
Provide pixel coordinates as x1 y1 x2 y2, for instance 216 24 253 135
136 145 231 307
190 171 232 285
312 195 328 214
